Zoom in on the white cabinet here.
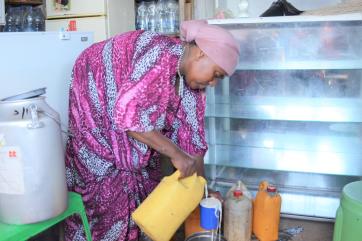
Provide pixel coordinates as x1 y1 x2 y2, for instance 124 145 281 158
45 0 135 42
46 16 108 42
46 0 106 18
0 0 5 25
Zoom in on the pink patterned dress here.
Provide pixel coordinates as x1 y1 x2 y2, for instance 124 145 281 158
65 30 208 241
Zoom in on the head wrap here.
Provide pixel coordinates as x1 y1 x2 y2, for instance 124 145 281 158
180 20 240 76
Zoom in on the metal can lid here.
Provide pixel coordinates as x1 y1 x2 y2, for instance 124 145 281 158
267 185 277 193
233 189 243 197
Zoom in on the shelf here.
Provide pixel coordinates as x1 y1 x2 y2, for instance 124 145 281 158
204 144 362 176
206 96 362 122
6 0 42 5
205 128 362 154
205 164 359 218
237 59 362 70
208 14 362 25
213 182 339 219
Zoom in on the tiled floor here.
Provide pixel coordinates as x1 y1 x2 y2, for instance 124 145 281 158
279 218 334 241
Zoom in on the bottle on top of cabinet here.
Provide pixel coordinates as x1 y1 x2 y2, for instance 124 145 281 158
224 181 252 241
253 181 282 241
136 0 149 30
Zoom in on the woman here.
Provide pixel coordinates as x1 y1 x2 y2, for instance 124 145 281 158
65 20 240 241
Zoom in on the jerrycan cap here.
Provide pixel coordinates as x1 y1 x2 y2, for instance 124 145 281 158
233 189 243 198
267 185 277 193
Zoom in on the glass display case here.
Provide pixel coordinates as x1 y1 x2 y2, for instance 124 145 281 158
206 14 362 219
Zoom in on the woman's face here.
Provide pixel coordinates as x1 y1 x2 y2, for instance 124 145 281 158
183 46 227 90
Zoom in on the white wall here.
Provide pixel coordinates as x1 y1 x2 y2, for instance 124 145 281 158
194 0 342 19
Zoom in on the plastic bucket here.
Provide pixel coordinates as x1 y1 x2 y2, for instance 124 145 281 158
333 181 362 241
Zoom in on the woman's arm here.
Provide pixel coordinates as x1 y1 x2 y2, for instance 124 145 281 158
193 155 205 177
131 130 224 200
127 130 197 178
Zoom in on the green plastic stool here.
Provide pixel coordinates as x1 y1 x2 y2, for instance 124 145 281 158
0 192 92 241
333 181 362 241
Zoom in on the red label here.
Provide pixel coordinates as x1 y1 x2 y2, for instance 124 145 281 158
68 20 77 31
8 150 17 158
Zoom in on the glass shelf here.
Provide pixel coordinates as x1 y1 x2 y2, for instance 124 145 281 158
204 165 360 219
206 68 362 122
205 119 362 153
206 97 362 122
204 117 362 176
237 59 362 70
205 144 362 176
213 17 362 69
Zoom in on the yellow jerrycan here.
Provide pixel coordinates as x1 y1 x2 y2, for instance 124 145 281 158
253 181 282 241
132 171 206 241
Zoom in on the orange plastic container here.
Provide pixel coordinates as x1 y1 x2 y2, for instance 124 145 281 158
252 181 282 241
184 206 206 238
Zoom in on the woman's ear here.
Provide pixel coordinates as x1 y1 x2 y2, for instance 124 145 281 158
195 47 205 61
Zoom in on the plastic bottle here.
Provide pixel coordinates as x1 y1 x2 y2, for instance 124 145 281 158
14 7 24 32
224 181 252 241
4 7 16 32
23 6 34 32
166 0 179 34
184 206 206 238
136 0 148 30
253 181 282 241
32 7 45 31
155 0 168 33
4 6 23 32
147 0 156 32
237 0 249 17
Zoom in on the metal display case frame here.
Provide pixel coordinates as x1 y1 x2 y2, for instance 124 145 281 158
206 14 362 220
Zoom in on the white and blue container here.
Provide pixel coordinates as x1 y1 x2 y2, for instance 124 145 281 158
200 197 222 230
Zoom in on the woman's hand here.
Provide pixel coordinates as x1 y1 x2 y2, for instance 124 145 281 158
171 151 197 179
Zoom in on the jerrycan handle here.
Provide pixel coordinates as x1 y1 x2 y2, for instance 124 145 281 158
166 171 198 186
178 172 199 188
259 180 269 191
168 170 195 181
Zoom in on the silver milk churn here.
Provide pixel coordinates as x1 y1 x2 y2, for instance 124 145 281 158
0 96 67 224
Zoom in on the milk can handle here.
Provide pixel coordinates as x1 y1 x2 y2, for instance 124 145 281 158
27 104 44 129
